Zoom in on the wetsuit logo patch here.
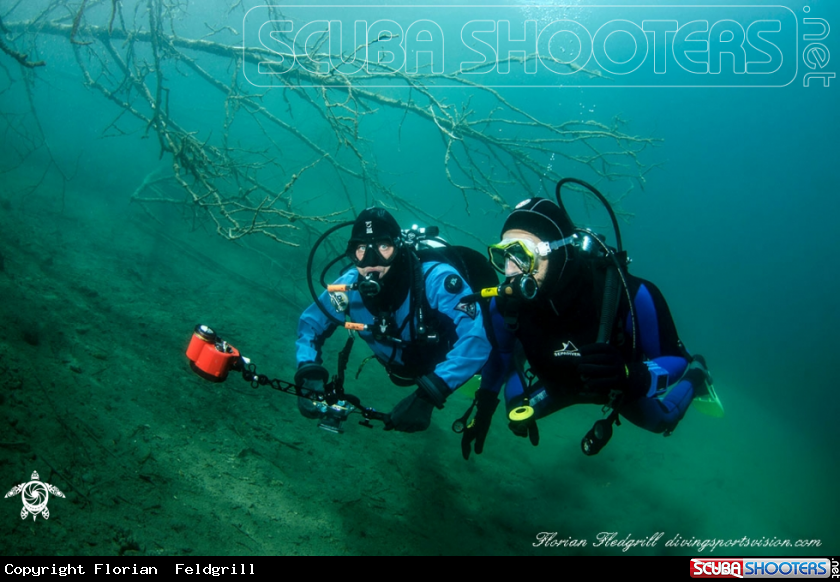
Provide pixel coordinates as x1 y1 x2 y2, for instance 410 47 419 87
553 341 581 357
455 301 477 320
444 275 463 293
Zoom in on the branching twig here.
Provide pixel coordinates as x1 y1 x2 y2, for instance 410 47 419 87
0 2 661 248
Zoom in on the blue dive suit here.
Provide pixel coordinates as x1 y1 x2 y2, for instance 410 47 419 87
296 260 491 395
481 273 699 434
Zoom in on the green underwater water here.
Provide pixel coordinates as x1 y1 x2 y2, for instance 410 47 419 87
0 175 836 556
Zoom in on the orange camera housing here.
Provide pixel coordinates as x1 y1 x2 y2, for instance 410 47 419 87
186 325 240 382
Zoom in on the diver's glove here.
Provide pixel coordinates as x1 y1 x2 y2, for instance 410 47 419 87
578 343 648 399
461 389 500 460
294 362 329 419
508 416 540 446
385 373 450 433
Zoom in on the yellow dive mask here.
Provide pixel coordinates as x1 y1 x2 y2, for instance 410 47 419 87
488 235 576 275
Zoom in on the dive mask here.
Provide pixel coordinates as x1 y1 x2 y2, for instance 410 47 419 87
349 237 399 268
489 238 540 276
488 235 576 276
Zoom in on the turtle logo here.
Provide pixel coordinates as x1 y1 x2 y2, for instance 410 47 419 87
5 471 65 521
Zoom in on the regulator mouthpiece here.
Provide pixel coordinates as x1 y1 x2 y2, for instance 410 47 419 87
498 274 538 301
359 272 382 297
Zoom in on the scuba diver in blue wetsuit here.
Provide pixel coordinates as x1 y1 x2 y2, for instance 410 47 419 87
296 207 494 433
460 179 717 459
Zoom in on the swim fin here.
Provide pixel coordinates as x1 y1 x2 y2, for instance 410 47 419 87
458 374 481 399
692 379 725 418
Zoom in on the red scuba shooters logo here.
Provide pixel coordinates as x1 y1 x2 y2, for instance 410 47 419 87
692 559 744 578
691 558 832 578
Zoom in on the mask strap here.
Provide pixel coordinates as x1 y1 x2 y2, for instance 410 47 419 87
536 234 576 257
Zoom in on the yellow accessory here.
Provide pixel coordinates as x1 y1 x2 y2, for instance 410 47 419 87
508 405 535 423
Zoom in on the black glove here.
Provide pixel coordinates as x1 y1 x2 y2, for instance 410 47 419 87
577 342 628 392
385 374 450 433
578 343 649 399
461 389 500 460
508 416 540 446
385 389 435 433
294 362 329 419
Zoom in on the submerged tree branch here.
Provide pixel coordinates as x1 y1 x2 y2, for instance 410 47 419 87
0 2 660 248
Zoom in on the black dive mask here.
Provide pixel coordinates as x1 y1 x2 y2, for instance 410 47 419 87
348 237 399 269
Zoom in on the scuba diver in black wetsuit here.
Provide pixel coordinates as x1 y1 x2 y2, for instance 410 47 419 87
296 207 494 434
460 179 716 459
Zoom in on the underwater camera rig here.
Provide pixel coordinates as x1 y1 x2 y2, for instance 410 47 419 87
185 220 462 434
185 324 387 434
